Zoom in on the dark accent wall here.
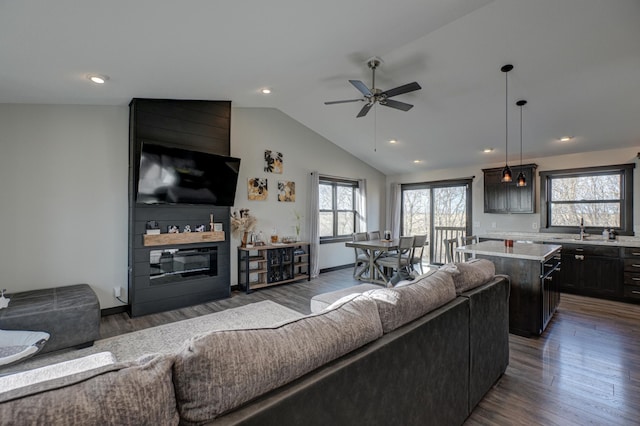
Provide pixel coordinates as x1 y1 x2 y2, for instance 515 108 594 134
128 99 232 317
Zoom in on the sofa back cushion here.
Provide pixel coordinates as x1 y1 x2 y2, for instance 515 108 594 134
364 270 456 333
173 294 383 425
451 259 496 294
0 354 179 425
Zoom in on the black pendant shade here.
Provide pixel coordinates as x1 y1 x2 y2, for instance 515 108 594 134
501 64 513 183
502 166 513 182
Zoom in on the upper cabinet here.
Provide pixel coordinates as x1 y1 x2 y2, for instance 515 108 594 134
483 164 537 214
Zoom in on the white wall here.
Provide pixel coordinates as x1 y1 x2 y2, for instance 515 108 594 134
0 104 129 309
230 108 386 280
0 104 386 308
387 147 640 236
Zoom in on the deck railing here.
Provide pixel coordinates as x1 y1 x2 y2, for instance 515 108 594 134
431 226 466 265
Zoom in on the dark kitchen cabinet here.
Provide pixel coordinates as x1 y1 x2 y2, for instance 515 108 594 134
483 164 537 213
622 247 640 301
558 243 622 298
478 249 560 337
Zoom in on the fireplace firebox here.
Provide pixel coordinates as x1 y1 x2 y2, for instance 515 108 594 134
149 247 218 285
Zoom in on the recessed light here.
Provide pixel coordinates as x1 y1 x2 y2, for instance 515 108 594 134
559 136 573 142
389 139 397 144
261 88 272 94
483 148 494 153
87 74 109 84
413 160 422 164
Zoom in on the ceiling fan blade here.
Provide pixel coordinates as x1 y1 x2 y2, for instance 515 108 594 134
324 98 364 105
356 103 373 118
381 99 414 112
349 80 373 97
382 82 421 98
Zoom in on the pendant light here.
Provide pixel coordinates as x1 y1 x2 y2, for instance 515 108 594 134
516 99 527 187
500 64 513 183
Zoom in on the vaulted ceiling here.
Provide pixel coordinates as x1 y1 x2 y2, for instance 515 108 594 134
2 0 639 174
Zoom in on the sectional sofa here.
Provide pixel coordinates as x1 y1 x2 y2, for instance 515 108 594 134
0 260 509 425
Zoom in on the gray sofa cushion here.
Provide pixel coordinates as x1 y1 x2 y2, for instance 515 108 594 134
309 283 381 313
364 270 456 333
0 354 179 425
173 293 383 425
451 259 496 294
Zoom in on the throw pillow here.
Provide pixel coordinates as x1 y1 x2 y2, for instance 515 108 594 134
451 259 496 294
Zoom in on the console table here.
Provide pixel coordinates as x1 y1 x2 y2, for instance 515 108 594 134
238 243 311 293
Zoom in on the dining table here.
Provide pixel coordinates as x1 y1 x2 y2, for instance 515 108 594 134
345 238 399 285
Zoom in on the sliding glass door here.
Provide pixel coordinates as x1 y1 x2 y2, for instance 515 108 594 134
401 179 472 265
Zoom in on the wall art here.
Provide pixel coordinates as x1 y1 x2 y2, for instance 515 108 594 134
264 150 283 174
277 180 295 202
248 177 268 200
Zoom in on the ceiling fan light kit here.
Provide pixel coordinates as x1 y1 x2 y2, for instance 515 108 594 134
501 64 513 183
324 56 422 118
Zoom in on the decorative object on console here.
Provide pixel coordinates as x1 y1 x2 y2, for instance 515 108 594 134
230 209 256 238
277 180 295 202
500 64 514 183
168 225 179 234
195 224 206 232
0 289 9 309
516 99 528 187
248 178 268 200
264 150 283 174
209 214 214 232
292 209 303 241
183 225 191 233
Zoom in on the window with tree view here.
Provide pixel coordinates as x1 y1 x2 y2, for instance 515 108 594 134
319 178 357 241
540 164 634 234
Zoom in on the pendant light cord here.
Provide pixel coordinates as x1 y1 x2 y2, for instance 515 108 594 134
520 104 523 167
505 70 508 166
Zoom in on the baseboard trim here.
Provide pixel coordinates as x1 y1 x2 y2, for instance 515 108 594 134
101 305 128 317
320 264 352 274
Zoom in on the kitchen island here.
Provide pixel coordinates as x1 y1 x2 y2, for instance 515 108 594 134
457 240 562 337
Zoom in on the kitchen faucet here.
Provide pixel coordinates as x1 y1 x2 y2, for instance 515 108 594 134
579 217 587 240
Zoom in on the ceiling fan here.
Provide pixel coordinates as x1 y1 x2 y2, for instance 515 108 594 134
324 57 422 118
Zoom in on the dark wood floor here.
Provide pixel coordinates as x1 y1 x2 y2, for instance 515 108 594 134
102 268 640 425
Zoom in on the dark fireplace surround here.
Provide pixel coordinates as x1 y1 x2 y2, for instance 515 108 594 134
128 99 232 317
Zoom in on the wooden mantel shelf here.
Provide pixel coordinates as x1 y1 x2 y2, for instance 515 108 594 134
143 231 225 247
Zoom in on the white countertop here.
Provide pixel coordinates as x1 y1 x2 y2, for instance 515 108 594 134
457 240 562 261
478 231 640 248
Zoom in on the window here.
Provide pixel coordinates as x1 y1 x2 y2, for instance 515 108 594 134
540 164 634 235
319 177 358 243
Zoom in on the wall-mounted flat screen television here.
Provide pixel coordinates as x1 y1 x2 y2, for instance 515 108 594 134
136 142 241 206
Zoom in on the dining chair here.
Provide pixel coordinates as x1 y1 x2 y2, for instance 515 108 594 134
376 236 415 284
461 235 478 261
462 235 478 245
444 237 462 263
409 234 428 274
352 232 370 279
367 230 381 240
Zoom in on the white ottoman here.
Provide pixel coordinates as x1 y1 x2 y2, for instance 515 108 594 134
310 284 382 313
